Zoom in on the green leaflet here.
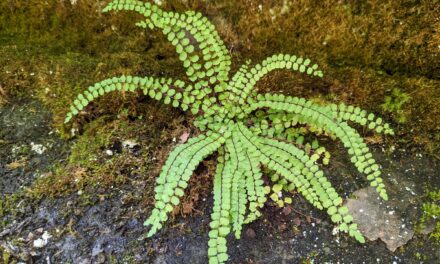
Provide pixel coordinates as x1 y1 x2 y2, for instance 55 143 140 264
64 1 395 263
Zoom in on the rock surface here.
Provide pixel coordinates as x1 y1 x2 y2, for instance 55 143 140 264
346 187 414 252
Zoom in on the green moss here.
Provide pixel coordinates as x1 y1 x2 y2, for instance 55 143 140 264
2 250 11 264
418 190 440 244
28 103 185 199
414 252 428 261
213 0 440 154
1 0 438 154
0 192 26 228
68 117 113 167
381 88 411 124
29 117 119 197
0 0 140 53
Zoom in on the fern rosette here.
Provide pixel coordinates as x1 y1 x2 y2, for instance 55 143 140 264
64 1 394 263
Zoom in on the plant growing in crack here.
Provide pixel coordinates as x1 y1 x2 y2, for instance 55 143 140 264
64 1 394 263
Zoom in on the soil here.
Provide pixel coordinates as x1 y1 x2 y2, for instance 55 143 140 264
0 100 439 264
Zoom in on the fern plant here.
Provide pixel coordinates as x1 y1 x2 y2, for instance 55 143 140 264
64 1 394 263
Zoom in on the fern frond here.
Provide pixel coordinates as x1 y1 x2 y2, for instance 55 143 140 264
330 103 394 135
208 147 231 264
219 61 252 117
145 131 222 237
225 133 247 239
250 110 328 142
262 138 331 203
224 54 323 113
242 150 266 224
249 110 332 165
235 124 363 243
104 0 231 88
249 94 389 200
64 75 195 123
260 138 345 210
236 124 318 208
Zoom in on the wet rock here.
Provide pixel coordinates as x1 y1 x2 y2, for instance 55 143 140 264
0 101 68 196
345 187 414 252
153 237 206 264
57 235 82 259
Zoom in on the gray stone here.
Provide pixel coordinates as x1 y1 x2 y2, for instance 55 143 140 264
345 187 414 252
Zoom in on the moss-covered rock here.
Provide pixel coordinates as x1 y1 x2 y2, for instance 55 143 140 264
1 0 438 153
